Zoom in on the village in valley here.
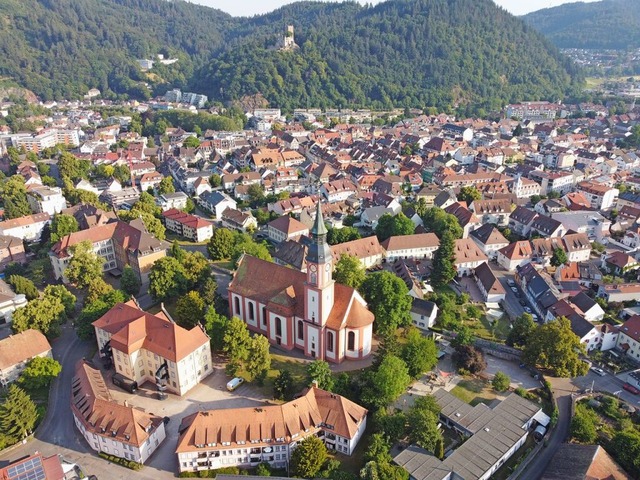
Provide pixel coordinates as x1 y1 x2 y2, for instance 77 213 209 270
0 65 639 480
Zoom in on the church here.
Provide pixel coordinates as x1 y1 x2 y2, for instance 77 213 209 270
228 203 375 362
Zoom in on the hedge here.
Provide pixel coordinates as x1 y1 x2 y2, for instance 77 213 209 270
97 452 143 471
178 467 245 478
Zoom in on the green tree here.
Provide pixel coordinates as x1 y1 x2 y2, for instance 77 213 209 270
207 228 235 260
119 210 165 240
149 256 187 300
246 335 271 384
306 360 334 391
431 230 456 288
255 463 272 476
199 276 218 304
18 357 62 390
223 317 251 365
3 176 31 219
203 306 228 352
112 164 131 185
8 275 39 300
551 247 568 267
11 296 65 337
120 265 140 295
43 285 76 317
407 403 443 452
183 136 201 148
65 241 104 289
373 411 407 444
0 385 38 442
247 183 265 207
492 371 510 392
210 174 221 188
522 317 589 377
453 345 487 374
290 436 328 478
364 355 411 408
327 226 361 245
50 213 79 243
360 461 409 480
422 208 463 239
274 369 294 400
85 277 114 304
365 433 392 464
457 186 482 204
610 429 640 477
175 291 206 329
570 404 598 443
361 272 412 338
375 213 415 241
333 254 366 289
157 176 175 195
182 251 211 289
506 313 536 348
231 237 272 266
401 327 438 378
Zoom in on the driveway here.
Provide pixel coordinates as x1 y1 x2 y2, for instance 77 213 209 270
484 355 542 390
492 265 526 319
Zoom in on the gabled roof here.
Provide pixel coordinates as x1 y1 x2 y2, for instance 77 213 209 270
499 241 533 260
470 224 508 246
474 262 505 296
268 216 309 235
381 233 440 252
542 444 630 480
0 329 52 371
331 236 384 260
454 238 488 265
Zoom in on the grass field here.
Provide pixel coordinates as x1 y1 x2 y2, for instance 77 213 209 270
585 75 640 89
450 377 499 406
464 315 510 343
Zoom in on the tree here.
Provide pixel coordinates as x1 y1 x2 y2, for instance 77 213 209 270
3 176 31 219
157 176 175 195
360 461 409 480
50 213 79 243
306 360 334 391
401 327 438 378
207 228 235 260
184 197 196 213
65 241 104 289
453 345 487 374
274 369 294 400
333 254 366 289
570 404 598 443
375 213 415 241
175 291 206 329
408 404 442 452
119 210 166 240
290 436 327 478
247 183 265 207
255 463 272 476
182 251 211 289
203 306 228 352
210 174 221 188
610 429 640 477
18 357 62 390
422 207 463 239
512 124 523 137
361 272 412 338
149 256 186 300
8 275 39 300
327 226 361 245
492 371 510 392
246 335 271 384
231 237 272 266
183 136 200 148
112 164 131 185
506 313 536 348
431 230 456 288
121 265 140 295
522 317 589 377
373 411 406 444
365 433 392 464
85 277 114 304
11 296 65 337
364 355 411 408
434 437 445 460
0 385 38 442
457 186 481 204
223 317 251 365
550 248 568 267
199 276 218 304
43 285 76 317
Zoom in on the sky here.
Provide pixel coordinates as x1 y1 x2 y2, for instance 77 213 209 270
194 0 599 17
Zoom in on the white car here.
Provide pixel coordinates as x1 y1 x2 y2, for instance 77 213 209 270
511 286 518 293
507 279 516 287
590 367 606 377
524 306 532 314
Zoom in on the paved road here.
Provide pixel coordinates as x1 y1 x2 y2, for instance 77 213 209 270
493 266 527 320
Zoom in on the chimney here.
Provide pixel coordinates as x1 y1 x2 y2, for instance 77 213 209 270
312 380 319 388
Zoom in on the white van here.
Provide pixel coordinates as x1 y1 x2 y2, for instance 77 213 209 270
226 377 245 391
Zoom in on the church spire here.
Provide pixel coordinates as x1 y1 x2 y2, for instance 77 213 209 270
311 200 327 236
306 199 332 265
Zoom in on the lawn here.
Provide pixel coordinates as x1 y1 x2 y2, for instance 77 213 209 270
464 315 510 343
165 231 208 246
254 353 311 400
212 260 235 271
450 377 499 406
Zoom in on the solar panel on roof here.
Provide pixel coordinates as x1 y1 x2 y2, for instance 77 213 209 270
6 456 46 480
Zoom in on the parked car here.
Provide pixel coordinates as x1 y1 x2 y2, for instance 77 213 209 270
524 306 532 314
226 377 245 391
510 286 518 293
590 367 606 377
519 299 527 306
507 279 516 287
112 372 138 393
623 383 640 395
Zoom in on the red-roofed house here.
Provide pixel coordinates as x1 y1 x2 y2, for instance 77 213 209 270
267 216 309 243
162 209 213 242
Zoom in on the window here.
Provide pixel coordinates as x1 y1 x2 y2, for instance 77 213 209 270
262 306 267 326
327 331 334 353
298 320 304 340
248 302 255 321
275 317 283 337
348 331 355 351
234 296 241 315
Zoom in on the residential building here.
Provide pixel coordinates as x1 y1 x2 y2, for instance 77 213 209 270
474 262 506 303
602 251 639 275
529 215 565 238
139 172 164 192
221 208 258 233
545 300 602 351
100 186 141 210
0 453 65 480
576 181 619 210
469 199 512 227
529 170 574 196
93 300 212 396
381 233 440 262
330 236 385 269
616 315 640 361
469 224 509 261
598 283 640 303
508 206 538 237
562 232 591 263
0 329 52 386
0 235 26 271
410 298 438 331
444 202 481 238
320 179 358 203
497 241 533 272
454 238 488 276
395 390 548 480
156 192 189 211
228 204 374 363
506 101 561 120
50 219 168 285
26 186 67 215
571 291 605 322
267 216 309 244
551 211 611 243
162 209 213 243
176 385 367 473
542 444 630 480
516 263 564 319
0 213 50 242
71 360 166 464
199 191 237 221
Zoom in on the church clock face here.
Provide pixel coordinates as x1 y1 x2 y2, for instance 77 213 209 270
309 264 317 272
325 263 331 272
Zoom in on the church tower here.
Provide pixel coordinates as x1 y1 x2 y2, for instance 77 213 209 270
305 201 334 325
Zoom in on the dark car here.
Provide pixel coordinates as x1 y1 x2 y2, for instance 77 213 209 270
519 299 527 306
112 372 138 393
623 383 640 395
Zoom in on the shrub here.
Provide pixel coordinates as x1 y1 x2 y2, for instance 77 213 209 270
492 371 510 392
97 453 142 470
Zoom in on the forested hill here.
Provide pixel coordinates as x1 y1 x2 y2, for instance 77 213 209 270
192 0 582 113
0 0 582 112
522 0 640 49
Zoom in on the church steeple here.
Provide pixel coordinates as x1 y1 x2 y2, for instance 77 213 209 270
306 201 332 266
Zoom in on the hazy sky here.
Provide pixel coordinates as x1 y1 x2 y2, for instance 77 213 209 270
195 0 599 17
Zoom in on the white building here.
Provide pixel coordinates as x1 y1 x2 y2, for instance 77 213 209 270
27 186 67 215
0 329 52 386
199 191 237 221
156 192 189 211
410 298 438 331
93 300 212 396
381 233 440 262
71 360 166 464
0 213 50 242
176 385 367 473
